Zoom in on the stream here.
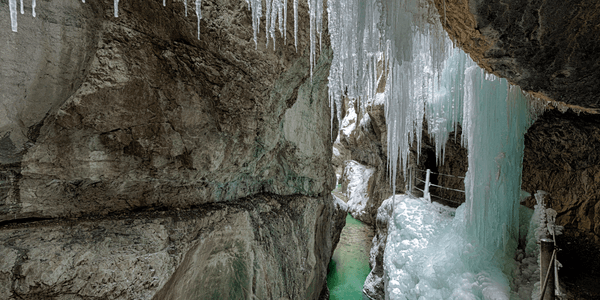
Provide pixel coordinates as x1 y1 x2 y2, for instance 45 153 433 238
327 213 374 299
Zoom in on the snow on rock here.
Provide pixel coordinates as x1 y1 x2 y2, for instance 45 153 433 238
332 194 349 213
341 160 375 223
363 195 396 300
340 98 357 140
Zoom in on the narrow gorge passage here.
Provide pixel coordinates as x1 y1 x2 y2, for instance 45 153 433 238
327 190 375 299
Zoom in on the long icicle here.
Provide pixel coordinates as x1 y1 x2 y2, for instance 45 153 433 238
196 0 202 40
9 0 17 32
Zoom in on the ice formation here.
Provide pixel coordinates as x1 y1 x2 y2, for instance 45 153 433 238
195 0 202 40
9 0 17 32
6 0 549 297
325 0 545 298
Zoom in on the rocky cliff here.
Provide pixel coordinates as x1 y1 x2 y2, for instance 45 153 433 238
0 0 344 299
433 0 600 109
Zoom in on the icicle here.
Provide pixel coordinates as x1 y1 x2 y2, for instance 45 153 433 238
283 0 287 43
32 0 36 17
293 0 298 51
308 0 315 78
9 0 17 32
245 0 262 48
163 0 166 6
195 0 202 40
20 0 24 14
265 0 272 47
82 0 85 3
316 0 322 52
114 0 119 17
185 0 188 17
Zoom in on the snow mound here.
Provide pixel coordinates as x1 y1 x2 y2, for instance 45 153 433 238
384 195 525 300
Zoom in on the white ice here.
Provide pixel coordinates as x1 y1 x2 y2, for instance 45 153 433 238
195 0 202 40
384 195 542 300
343 160 375 221
9 0 18 32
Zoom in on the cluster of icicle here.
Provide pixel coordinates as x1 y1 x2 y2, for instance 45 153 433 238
327 0 456 204
8 0 203 37
8 0 327 81
7 0 36 31
327 0 548 255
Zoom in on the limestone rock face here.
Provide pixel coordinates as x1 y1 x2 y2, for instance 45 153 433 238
434 0 600 109
0 0 334 220
0 194 344 300
0 0 338 298
523 108 600 243
362 197 394 300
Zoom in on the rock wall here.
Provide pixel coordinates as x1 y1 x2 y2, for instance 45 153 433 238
521 107 600 298
523 108 600 244
0 0 342 298
0 194 344 300
413 124 467 206
433 0 600 109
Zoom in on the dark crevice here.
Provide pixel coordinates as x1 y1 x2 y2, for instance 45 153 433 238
0 217 53 228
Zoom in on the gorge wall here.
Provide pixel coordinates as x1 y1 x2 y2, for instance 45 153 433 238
434 0 600 109
0 0 345 299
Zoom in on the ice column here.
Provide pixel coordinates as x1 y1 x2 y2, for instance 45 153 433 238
462 68 534 251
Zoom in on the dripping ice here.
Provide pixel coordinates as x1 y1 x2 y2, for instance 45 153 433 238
326 0 545 298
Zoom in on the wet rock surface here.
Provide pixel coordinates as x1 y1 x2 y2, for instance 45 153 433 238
362 197 394 300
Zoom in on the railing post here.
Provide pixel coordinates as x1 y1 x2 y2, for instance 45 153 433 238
424 169 431 202
540 238 555 300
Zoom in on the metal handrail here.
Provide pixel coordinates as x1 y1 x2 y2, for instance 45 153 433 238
415 168 465 179
430 193 462 204
413 168 465 203
428 183 465 193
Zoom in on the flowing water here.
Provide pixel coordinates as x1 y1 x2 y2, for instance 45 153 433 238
327 213 373 300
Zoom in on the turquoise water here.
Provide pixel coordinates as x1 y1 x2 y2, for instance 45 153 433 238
327 214 372 300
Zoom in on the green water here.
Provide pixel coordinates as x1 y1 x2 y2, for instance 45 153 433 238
327 214 372 300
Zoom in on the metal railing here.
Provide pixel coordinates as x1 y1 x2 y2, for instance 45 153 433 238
540 219 563 300
412 168 465 204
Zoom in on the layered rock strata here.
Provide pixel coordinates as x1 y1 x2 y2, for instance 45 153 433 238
0 0 340 298
0 193 345 300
